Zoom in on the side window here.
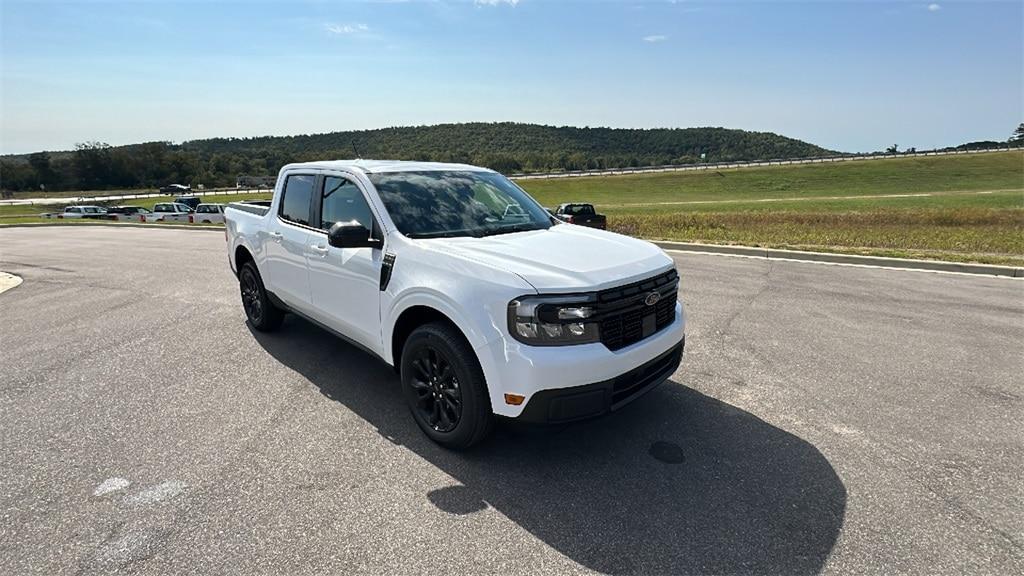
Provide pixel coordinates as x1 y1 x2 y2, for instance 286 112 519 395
320 176 373 231
279 175 314 225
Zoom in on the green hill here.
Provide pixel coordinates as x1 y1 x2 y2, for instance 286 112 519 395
185 123 835 170
1 123 833 192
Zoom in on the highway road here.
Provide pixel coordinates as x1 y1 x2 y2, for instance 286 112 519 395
1 226 1021 575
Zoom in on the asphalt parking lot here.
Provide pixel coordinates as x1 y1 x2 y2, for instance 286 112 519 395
1 226 1021 575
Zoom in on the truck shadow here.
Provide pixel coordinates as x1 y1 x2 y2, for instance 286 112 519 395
249 318 846 575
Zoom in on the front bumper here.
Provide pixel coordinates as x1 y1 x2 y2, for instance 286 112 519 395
476 302 685 418
515 339 683 424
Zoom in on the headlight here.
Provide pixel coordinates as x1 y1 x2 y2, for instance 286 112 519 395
508 295 600 346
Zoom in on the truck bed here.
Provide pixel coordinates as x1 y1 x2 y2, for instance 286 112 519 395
226 201 271 217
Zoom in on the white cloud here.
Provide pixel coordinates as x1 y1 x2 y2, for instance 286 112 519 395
475 0 519 6
643 35 668 43
927 3 941 11
325 23 369 35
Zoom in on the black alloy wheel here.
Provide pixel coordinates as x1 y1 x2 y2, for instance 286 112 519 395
409 346 463 432
240 266 264 325
239 261 284 331
400 322 493 449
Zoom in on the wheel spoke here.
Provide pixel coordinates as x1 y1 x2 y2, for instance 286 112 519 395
412 359 431 380
430 401 441 428
437 363 452 383
428 350 440 377
438 402 452 429
409 379 431 397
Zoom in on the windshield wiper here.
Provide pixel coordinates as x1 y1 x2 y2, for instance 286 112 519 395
476 223 547 237
406 230 475 239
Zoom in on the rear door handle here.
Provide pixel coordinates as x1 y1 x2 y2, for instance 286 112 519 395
269 231 283 242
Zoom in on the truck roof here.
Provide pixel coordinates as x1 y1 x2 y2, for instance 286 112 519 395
279 159 493 175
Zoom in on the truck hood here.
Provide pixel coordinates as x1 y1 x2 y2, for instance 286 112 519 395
423 224 674 292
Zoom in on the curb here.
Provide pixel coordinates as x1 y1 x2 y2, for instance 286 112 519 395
652 241 1024 278
0 222 223 232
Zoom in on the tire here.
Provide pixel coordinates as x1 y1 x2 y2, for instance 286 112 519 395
401 322 493 449
239 261 285 332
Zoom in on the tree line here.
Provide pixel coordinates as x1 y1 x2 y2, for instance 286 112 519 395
0 121 1010 193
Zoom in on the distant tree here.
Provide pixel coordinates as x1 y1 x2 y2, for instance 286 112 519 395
27 152 55 185
1011 123 1024 143
73 142 114 189
7 124 840 191
885 144 899 154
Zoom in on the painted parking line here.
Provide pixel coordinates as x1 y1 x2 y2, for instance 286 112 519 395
0 272 23 294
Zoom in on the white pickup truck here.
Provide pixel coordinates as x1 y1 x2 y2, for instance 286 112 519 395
191 203 226 224
225 160 685 448
48 205 109 219
150 202 194 222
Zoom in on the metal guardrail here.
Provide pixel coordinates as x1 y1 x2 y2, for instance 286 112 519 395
508 146 1018 180
1 146 1017 205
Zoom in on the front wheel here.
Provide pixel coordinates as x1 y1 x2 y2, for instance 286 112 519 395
239 261 284 331
401 322 493 449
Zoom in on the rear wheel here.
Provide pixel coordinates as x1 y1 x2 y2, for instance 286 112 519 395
239 261 284 331
401 322 493 449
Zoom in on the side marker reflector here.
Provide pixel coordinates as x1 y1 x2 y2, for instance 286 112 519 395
504 394 525 406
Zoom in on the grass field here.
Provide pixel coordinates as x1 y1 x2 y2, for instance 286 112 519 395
3 151 1022 265
519 151 1024 266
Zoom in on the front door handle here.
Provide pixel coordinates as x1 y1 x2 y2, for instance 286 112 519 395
308 244 329 256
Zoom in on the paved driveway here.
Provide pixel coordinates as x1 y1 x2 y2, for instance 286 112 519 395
1 226 1021 575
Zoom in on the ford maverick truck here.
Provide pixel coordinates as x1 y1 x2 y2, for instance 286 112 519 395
225 160 685 448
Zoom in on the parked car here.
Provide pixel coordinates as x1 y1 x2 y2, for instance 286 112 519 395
106 205 153 222
190 203 226 224
149 202 194 222
225 160 685 449
174 195 202 210
552 203 607 229
160 184 191 195
54 205 108 219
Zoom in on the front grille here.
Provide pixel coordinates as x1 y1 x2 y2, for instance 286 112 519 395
597 269 678 351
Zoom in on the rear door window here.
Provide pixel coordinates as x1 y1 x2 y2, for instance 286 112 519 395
279 174 314 226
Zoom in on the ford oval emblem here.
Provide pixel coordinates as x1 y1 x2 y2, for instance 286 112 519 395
644 292 661 306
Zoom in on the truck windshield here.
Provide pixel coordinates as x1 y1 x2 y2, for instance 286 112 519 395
369 171 552 239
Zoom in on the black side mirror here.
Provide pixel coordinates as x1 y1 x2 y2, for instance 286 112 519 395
328 221 381 249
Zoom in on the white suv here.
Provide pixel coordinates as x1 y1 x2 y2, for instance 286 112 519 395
225 161 685 448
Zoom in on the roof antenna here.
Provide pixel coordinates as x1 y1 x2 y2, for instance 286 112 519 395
351 140 360 160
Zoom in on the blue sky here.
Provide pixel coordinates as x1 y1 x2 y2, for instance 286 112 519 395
1 0 1021 154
